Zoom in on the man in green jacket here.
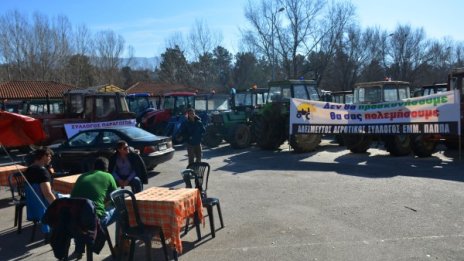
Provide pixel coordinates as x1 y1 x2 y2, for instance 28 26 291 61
71 157 118 227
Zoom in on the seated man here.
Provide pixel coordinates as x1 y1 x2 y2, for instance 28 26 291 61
71 157 118 228
24 147 56 205
24 147 56 235
109 140 146 193
70 157 118 258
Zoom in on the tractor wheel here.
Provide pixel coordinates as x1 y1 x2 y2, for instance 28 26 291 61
384 135 412 156
228 124 251 149
343 135 372 153
334 135 344 146
410 134 437 157
202 126 222 148
444 141 458 150
289 134 321 153
254 114 286 150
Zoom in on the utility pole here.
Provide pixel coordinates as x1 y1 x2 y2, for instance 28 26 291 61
271 7 285 80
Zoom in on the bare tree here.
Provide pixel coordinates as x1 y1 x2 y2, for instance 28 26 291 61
0 10 30 80
304 1 355 83
387 25 430 85
188 19 223 61
93 30 125 85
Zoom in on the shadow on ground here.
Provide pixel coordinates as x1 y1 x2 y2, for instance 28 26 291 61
205 141 464 183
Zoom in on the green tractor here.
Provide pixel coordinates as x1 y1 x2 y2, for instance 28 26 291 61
202 88 268 149
251 79 322 153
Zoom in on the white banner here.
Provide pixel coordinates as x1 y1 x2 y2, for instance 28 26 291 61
64 119 137 138
290 90 461 135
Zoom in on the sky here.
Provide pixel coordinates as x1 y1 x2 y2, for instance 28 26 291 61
1 0 463 58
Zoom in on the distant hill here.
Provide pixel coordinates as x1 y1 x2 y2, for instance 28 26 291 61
120 56 160 70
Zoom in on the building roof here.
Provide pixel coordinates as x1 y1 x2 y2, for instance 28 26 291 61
0 81 76 99
79 84 125 93
126 82 197 95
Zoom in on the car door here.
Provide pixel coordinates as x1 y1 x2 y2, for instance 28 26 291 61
94 130 122 159
55 130 101 173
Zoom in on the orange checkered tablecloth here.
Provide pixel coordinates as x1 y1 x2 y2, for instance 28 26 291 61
0 164 27 186
52 174 80 194
126 187 204 254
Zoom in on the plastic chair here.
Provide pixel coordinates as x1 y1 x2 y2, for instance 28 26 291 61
42 197 115 261
110 189 169 261
184 162 224 238
8 172 27 234
25 183 49 242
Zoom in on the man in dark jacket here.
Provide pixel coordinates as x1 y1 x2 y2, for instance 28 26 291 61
177 108 206 165
108 140 147 193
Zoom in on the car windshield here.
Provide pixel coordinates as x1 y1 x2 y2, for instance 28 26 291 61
118 127 155 140
68 131 99 146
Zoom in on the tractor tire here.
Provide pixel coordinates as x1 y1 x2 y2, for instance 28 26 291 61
202 126 222 148
334 135 344 146
289 134 322 153
254 114 286 150
444 139 459 150
343 135 372 153
384 135 412 156
410 134 437 158
228 123 251 149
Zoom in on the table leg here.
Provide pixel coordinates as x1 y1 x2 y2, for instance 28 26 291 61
193 210 201 241
173 249 178 261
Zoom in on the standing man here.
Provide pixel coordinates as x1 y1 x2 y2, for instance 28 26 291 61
71 157 118 227
177 108 206 165
109 140 146 193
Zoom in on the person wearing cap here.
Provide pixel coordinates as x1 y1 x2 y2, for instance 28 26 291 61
177 108 206 165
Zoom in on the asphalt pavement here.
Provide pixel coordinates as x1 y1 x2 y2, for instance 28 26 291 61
0 139 463 260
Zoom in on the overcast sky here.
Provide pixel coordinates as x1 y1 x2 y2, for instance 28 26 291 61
2 0 462 58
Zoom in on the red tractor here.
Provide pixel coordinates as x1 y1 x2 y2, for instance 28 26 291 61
139 92 196 139
28 88 135 146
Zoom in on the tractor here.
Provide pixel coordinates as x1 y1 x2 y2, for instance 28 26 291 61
25 88 135 146
202 88 268 149
125 93 160 124
411 69 464 153
342 81 415 156
139 92 195 141
251 79 322 153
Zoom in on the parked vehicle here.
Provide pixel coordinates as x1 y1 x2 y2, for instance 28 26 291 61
251 79 322 152
343 81 415 156
194 92 231 123
412 70 464 152
331 90 354 104
328 90 353 146
139 92 195 141
201 88 268 148
126 93 160 124
441 69 464 149
50 126 174 173
413 83 448 97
